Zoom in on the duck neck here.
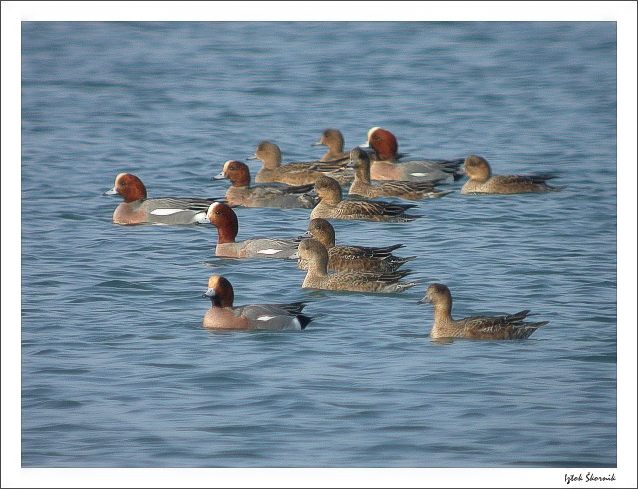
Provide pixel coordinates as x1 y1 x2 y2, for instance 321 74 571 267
320 189 342 205
354 162 372 184
229 173 250 187
306 255 329 278
432 302 453 326
261 150 282 169
216 219 238 244
316 234 335 250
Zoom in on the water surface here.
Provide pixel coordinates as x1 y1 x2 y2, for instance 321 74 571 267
21 21 616 467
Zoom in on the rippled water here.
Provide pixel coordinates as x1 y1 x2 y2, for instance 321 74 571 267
21 22 616 467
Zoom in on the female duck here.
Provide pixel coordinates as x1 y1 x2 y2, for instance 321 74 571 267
249 140 350 186
298 218 414 273
461 155 563 194
348 148 452 201
418 283 548 340
294 239 417 293
311 128 350 163
105 172 222 225
207 202 299 259
203 275 312 331
213 160 317 209
310 175 420 222
362 127 463 182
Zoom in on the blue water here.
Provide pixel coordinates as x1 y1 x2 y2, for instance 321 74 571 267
21 22 616 467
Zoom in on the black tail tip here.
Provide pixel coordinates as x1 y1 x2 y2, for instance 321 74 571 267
297 314 313 330
453 171 465 181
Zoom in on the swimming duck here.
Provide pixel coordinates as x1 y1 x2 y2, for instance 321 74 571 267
207 202 299 259
310 175 420 222
298 218 414 273
213 160 317 209
104 172 223 225
348 148 453 201
461 155 564 194
248 140 351 186
418 283 548 340
362 127 464 182
203 275 312 330
311 128 351 163
294 239 417 293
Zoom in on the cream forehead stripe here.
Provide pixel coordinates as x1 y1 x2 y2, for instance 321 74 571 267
207 276 222 288
115 172 128 184
367 127 381 140
206 202 220 218
223 160 233 172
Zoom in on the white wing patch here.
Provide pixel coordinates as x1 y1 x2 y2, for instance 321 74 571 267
150 208 185 216
257 249 282 255
409 172 428 177
257 315 276 322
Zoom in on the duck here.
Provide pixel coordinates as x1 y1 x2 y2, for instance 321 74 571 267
362 127 464 182
294 239 417 293
207 202 299 259
213 160 317 209
248 140 351 186
203 275 312 330
418 283 548 340
104 172 223 225
310 175 420 222
348 147 453 201
461 155 564 194
311 128 350 163
298 218 414 273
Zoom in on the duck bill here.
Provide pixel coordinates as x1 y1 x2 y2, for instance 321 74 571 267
246 154 258 160
103 187 118 196
417 296 431 304
359 142 370 149
311 140 323 147
202 288 216 299
297 231 313 240
212 171 226 180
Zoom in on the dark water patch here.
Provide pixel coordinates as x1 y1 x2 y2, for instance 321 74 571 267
94 279 156 291
34 367 91 376
142 362 194 370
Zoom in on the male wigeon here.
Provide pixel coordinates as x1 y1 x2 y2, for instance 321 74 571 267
310 175 420 222
294 239 417 293
203 275 312 331
248 140 352 186
362 127 464 182
207 202 299 259
418 283 548 340
311 128 350 163
104 172 222 225
213 160 317 209
461 155 564 194
348 148 453 201
298 218 414 273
